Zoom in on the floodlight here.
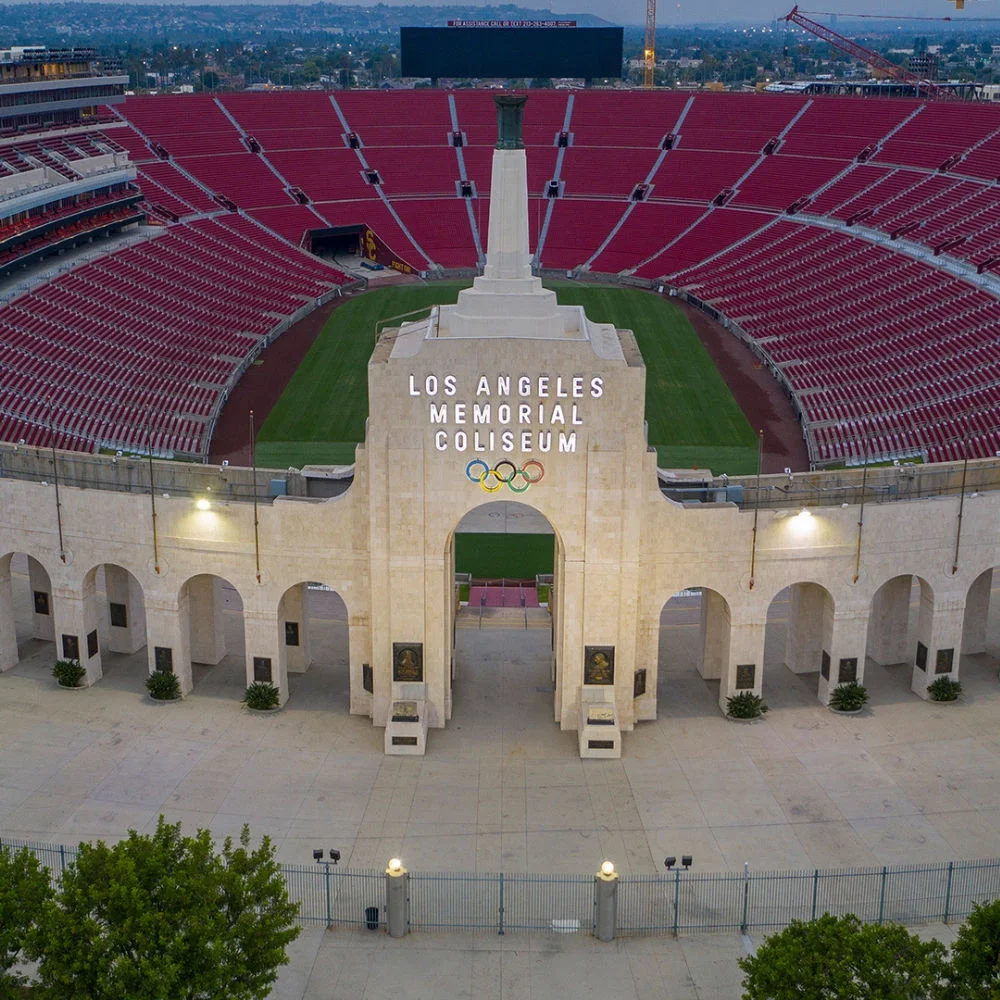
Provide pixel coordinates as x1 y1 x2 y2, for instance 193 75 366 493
682 855 693 869
664 856 676 870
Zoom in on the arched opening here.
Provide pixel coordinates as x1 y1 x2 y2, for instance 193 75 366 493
0 552 55 674
446 499 561 737
866 574 935 700
656 587 731 717
276 582 350 711
177 574 246 699
962 567 1000 670
80 563 147 693
763 582 837 708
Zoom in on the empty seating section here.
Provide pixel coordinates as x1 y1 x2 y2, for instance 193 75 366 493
570 91 689 148
0 217 349 455
733 154 848 211
174 151 289 211
875 104 999 171
590 202 706 274
121 95 245 156
136 161 216 214
392 199 474 268
248 204 327 246
652 150 757 203
218 92 344 150
267 147 373 202
778 97 916 159
678 94 806 152
542 199 626 270
559 147 655 198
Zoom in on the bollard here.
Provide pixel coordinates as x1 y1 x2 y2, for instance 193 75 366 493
385 858 410 938
594 860 619 942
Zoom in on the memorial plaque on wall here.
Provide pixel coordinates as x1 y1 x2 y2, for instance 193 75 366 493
61 634 79 661
916 641 928 671
935 647 954 674
583 646 614 685
109 602 128 629
736 663 756 690
33 591 50 616
284 621 300 647
393 643 423 682
154 646 174 673
838 657 858 684
633 668 647 698
86 630 99 659
362 663 373 693
821 650 830 681
253 656 273 683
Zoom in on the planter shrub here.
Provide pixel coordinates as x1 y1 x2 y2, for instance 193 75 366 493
927 676 962 702
243 681 280 711
146 670 181 701
726 691 768 719
830 681 869 712
52 659 86 688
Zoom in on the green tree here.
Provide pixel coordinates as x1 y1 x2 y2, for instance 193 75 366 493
31 818 299 1000
949 899 1000 1000
0 845 52 993
739 913 949 1000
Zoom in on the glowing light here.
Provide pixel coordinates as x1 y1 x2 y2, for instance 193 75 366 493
600 860 616 876
195 498 211 511
387 857 403 874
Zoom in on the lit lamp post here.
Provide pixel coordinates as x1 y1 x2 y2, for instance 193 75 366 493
385 857 409 938
594 859 619 941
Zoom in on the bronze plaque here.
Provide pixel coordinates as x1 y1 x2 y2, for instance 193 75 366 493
253 656 273 683
284 621 300 647
391 700 419 722
393 643 423 682
588 739 615 750
61 634 79 661
362 663 373 693
916 641 928 671
109 602 128 629
584 646 614 685
821 651 830 681
935 647 954 675
33 590 50 616
838 657 858 684
587 705 615 725
633 668 647 698
736 663 755 690
154 646 174 673
86 630 99 659
391 736 418 746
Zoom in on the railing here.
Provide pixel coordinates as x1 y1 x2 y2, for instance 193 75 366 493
3 836 998 938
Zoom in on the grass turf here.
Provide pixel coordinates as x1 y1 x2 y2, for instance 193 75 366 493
454 533 554 579
257 281 759 475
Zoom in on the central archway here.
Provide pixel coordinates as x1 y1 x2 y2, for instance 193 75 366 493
445 499 565 737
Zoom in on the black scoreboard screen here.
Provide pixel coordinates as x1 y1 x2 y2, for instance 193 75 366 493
400 26 623 80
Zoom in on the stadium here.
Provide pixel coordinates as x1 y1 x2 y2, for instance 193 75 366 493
1 40 1000 767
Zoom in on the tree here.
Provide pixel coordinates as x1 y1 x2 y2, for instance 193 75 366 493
739 912 949 1000
0 845 52 992
31 818 300 1000
949 899 1000 1000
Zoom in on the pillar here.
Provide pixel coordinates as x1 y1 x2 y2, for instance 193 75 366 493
557 558 585 730
53 586 103 685
912 591 965 700
867 575 912 665
719 619 766 712
279 583 311 674
385 863 410 938
28 557 54 642
817 605 870 706
244 607 287 705
632 610 658 722
594 867 619 942
104 565 147 655
784 583 831 674
0 556 18 671
699 590 731 681
349 614 372 717
188 576 227 665
145 597 193 695
961 569 992 656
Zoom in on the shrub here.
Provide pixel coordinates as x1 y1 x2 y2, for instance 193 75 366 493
146 669 181 701
829 681 869 712
726 691 768 719
927 675 962 702
243 681 280 711
52 659 86 688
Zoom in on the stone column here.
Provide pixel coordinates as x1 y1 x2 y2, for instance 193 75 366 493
912 591 965 700
145 596 193 695
244 607 287 705
719 618 766 712
632 609 659 722
0 556 18 672
104 565 147 655
280 583 311 674
188 576 227 665
558 557 586 730
53 585 103 685
699 589 731 680
961 569 992 656
28 557 55 642
817 605 870 706
349 613 372 717
784 583 831 674
867 575 912 665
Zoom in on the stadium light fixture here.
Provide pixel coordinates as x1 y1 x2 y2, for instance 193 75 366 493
195 498 211 511
664 856 676 870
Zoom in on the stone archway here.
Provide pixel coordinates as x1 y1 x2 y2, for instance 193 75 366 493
80 562 148 692
0 552 55 672
177 574 246 699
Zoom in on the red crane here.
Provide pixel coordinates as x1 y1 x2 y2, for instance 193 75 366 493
782 6 960 101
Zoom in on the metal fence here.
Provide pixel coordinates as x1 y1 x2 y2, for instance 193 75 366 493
3 836 999 938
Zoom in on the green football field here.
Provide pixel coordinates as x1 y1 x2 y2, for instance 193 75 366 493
256 281 758 475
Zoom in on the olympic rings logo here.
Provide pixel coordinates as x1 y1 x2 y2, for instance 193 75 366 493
465 459 545 493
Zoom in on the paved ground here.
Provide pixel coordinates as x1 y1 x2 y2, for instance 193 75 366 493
2 575 999 997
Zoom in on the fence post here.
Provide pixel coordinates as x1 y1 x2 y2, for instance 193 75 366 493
877 866 887 925
943 862 954 924
498 872 504 936
672 868 680 937
811 869 818 920
59 844 65 875
741 862 750 934
324 863 332 930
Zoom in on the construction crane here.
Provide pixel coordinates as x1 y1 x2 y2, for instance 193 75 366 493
644 0 656 88
782 6 960 100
